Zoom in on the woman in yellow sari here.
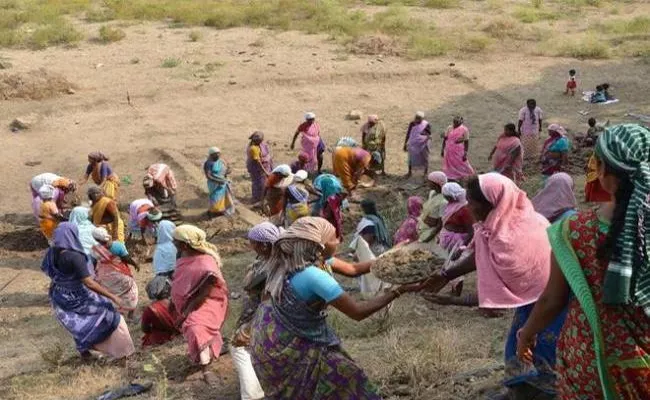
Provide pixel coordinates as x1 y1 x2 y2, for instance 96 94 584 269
81 152 120 200
88 187 125 242
332 146 373 194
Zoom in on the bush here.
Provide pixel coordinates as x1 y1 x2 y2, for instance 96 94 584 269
161 57 181 68
456 34 491 53
407 34 449 59
189 30 202 42
422 0 459 9
513 6 560 23
29 20 83 49
482 18 520 39
556 37 610 59
86 7 116 22
597 16 650 35
98 25 125 43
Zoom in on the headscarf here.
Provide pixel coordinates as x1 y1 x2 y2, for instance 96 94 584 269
442 182 466 202
472 173 551 308
314 174 343 209
368 115 379 123
42 223 94 279
153 220 177 276
360 199 392 248
288 185 309 203
305 112 316 120
595 123 650 313
272 164 292 177
88 152 108 162
248 222 283 244
531 172 577 221
68 207 97 256
547 123 567 136
415 111 425 119
249 131 264 142
173 224 221 263
208 147 220 156
336 137 358 148
407 196 424 218
92 227 111 243
427 171 448 187
294 170 308 183
264 217 336 300
38 184 55 200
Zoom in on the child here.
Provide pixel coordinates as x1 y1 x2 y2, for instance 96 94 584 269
575 118 604 148
590 85 607 103
289 152 309 174
38 184 63 243
602 83 614 100
565 69 577 96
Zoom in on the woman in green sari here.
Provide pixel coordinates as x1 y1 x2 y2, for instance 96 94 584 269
517 124 650 400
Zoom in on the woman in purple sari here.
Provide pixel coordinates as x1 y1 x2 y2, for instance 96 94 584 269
247 131 274 204
404 111 432 178
42 223 135 359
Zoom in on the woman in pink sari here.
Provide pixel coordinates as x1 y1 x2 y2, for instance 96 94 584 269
404 111 432 178
488 123 524 184
171 225 229 384
393 196 424 245
442 116 475 181
291 112 322 174
438 182 473 252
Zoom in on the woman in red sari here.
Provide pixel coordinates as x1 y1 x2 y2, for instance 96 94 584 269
517 124 650 400
171 225 229 384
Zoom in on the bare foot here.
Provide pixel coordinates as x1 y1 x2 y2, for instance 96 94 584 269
202 370 220 386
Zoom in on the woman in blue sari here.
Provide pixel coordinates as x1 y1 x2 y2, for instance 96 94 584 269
204 147 235 217
42 223 135 359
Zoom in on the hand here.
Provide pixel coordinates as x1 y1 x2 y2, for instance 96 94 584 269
462 154 467 162
394 281 425 295
516 329 536 364
134 264 140 272
421 292 453 305
420 271 449 294
290 144 295 151
111 297 123 309
403 145 407 152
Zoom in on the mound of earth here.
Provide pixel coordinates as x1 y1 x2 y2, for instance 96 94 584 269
0 68 76 101
373 247 443 284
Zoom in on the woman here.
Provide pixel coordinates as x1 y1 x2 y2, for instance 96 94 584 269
171 225 229 383
417 171 448 243
442 116 475 181
92 227 140 318
438 182 473 252
348 219 391 299
489 123 524 184
204 147 235 217
284 185 310 227
332 145 372 194
585 152 612 203
531 172 578 224
233 223 283 400
81 152 120 200
145 163 177 196
42 223 134 360
518 99 543 161
262 165 293 223
141 297 180 347
128 198 161 241
313 174 345 241
423 173 567 399
360 199 392 249
517 124 650 400
68 206 98 259
291 112 321 174
247 131 273 204
540 124 570 179
404 111 431 178
143 163 180 223
393 196 424 245
38 185 63 243
361 115 387 175
250 217 421 399
153 220 177 278
30 173 76 222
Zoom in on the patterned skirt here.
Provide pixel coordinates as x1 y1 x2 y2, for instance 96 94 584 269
250 302 381 400
521 134 540 162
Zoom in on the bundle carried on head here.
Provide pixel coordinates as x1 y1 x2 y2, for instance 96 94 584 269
372 243 445 284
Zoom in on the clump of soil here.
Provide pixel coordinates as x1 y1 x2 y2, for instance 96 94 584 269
0 226 48 252
349 34 404 56
0 68 76 100
373 247 443 284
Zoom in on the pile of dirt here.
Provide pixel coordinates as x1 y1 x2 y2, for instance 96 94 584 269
0 226 48 252
0 68 76 101
373 247 443 284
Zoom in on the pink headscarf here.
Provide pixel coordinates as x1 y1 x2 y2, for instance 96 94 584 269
393 196 424 245
531 172 577 221
407 196 424 218
472 173 551 309
427 171 448 187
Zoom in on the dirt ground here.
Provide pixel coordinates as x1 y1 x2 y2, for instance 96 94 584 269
1 6 650 400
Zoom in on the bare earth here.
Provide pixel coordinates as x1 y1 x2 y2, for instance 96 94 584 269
1 14 649 400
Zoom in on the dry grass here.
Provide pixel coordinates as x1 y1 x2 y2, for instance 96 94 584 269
552 35 611 59
98 25 126 43
0 68 76 100
189 30 203 42
161 57 182 68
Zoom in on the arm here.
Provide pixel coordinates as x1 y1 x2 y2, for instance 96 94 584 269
517 255 570 362
290 131 300 150
82 277 121 306
422 251 477 293
106 202 121 240
256 160 270 176
122 254 140 271
463 140 469 161
517 120 523 134
488 146 496 161
330 283 420 321
539 119 543 133
330 258 372 278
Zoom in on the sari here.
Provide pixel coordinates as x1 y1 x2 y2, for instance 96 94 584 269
93 243 138 311
361 120 386 171
492 135 524 184
519 106 543 161
141 299 181 347
393 196 424 245
172 254 229 364
88 161 120 200
91 196 125 242
39 200 59 242
68 206 98 258
332 147 371 191
531 172 577 224
247 142 273 203
42 223 133 358
297 121 321 173
417 191 448 243
153 220 177 276
540 134 570 177
205 159 235 215
146 163 177 192
549 211 650 399
443 125 475 180
584 153 611 203
407 120 430 168
264 174 288 220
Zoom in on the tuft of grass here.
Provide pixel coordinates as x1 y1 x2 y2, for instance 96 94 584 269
29 19 84 49
189 30 202 42
482 17 520 39
596 16 650 36
531 0 543 9
422 0 459 9
513 6 560 23
407 34 449 59
554 36 610 59
86 6 115 22
98 25 126 43
456 33 491 53
161 57 181 68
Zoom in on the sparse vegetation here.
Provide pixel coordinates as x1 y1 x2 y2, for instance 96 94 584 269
512 5 560 23
29 20 84 49
161 57 182 68
189 30 203 42
98 25 126 43
595 16 650 35
552 36 611 59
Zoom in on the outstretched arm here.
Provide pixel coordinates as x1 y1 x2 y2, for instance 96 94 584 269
291 131 300 150
330 282 420 321
330 258 372 278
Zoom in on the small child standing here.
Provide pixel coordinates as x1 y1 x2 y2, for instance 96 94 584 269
565 69 577 96
38 184 63 244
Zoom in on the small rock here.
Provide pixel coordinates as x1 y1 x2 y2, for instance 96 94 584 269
312 53 317 56
74 120 80 125
10 117 33 131
267 63 276 67
94 63 104 69
66 88 76 95
242 59 252 63
346 110 362 121
230 292 241 300
228 80 237 85
376 58 383 63
24 161 42 167
238 51 246 55
449 62 455 67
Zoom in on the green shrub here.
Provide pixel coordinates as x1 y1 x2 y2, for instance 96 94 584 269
556 37 610 59
513 6 560 23
29 20 83 49
597 16 650 35
98 25 125 43
86 7 115 22
189 30 202 42
161 57 181 68
422 0 459 9
407 34 449 58
457 34 491 53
